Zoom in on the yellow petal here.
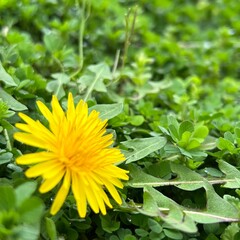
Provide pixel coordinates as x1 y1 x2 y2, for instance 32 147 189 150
37 100 59 136
84 183 100 214
86 172 112 209
18 113 36 125
15 123 31 133
16 152 57 165
39 169 65 193
67 92 75 121
87 176 107 215
101 178 122 205
95 166 129 181
51 95 65 120
14 132 48 150
72 172 87 218
37 100 54 123
50 169 71 215
25 160 63 178
75 100 88 129
42 164 65 179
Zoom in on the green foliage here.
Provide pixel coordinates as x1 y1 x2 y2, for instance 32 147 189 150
0 184 44 240
1 0 240 239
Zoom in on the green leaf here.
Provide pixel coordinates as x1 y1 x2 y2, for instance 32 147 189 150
205 233 219 240
45 217 57 240
0 62 17 86
127 164 164 188
169 124 180 142
200 136 217 150
218 160 240 188
128 115 145 126
192 125 209 139
217 137 235 152
79 62 112 100
163 229 183 240
187 139 201 150
179 121 194 137
0 185 16 211
0 88 27 111
15 181 37 207
234 127 240 138
46 73 70 99
187 182 239 223
170 163 205 190
135 228 148 237
148 218 162 233
141 188 160 216
220 223 240 240
224 131 235 143
43 32 63 52
204 167 224 177
143 186 198 233
15 224 41 240
18 196 44 224
0 151 13 165
89 103 123 120
122 137 167 164
100 215 120 233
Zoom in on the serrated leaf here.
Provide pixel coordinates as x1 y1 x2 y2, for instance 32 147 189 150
89 103 123 120
143 186 197 233
220 223 240 240
121 137 167 164
218 160 240 188
0 61 17 86
170 163 205 190
127 164 165 188
186 182 239 223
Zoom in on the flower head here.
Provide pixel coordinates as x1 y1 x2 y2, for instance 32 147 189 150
14 93 129 218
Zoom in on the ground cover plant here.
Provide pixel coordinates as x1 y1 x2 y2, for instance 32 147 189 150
1 0 240 239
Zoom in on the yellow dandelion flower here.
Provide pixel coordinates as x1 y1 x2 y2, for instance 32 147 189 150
14 93 129 218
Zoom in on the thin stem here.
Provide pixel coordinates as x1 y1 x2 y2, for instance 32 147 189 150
71 0 91 79
84 69 103 101
121 6 138 69
112 49 121 81
4 129 12 151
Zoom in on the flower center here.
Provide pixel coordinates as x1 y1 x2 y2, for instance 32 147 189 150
59 154 92 172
